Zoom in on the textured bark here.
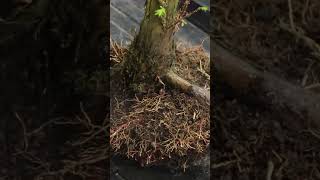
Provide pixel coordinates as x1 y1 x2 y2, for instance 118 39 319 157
164 70 210 105
123 0 179 85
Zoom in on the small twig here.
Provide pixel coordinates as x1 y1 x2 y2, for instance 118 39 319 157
287 0 296 31
80 102 93 129
307 128 320 140
27 117 64 136
72 126 108 146
198 60 210 80
301 0 310 25
266 160 274 180
275 159 288 178
197 66 210 80
233 150 243 172
279 21 320 62
271 150 283 163
156 75 166 89
212 160 237 169
14 112 28 151
110 118 143 138
73 29 83 63
301 59 315 87
169 0 207 30
304 83 320 92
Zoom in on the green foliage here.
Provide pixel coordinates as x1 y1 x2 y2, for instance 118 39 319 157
181 19 187 27
198 6 209 12
154 2 208 31
155 6 166 17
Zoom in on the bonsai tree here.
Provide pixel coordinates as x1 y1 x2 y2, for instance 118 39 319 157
110 0 210 167
120 0 208 91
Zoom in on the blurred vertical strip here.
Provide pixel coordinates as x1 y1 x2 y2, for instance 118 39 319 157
208 0 214 179
107 0 111 179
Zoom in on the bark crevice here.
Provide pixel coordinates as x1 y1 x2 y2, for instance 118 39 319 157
122 0 179 87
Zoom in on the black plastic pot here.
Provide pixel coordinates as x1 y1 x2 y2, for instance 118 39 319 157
110 155 209 180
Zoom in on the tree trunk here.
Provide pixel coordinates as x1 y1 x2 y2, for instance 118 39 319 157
123 0 179 86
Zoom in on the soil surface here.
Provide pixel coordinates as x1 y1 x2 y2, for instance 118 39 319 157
212 0 320 179
110 42 210 179
110 1 211 179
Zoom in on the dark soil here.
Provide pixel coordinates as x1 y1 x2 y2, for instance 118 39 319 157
0 1 108 179
212 0 320 179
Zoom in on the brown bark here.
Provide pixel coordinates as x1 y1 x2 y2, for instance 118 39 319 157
164 70 210 105
123 0 179 84
213 41 320 129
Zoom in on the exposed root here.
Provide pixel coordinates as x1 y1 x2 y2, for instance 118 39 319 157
110 38 127 64
110 91 210 167
110 39 210 167
164 70 210 105
13 103 108 179
279 21 320 61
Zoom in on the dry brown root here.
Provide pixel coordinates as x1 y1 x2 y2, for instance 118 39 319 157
279 21 320 61
164 70 210 105
110 91 210 166
213 41 320 129
13 109 108 179
109 40 210 167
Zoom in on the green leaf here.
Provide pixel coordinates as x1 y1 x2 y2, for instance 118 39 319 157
181 19 187 27
199 6 209 12
155 6 166 17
